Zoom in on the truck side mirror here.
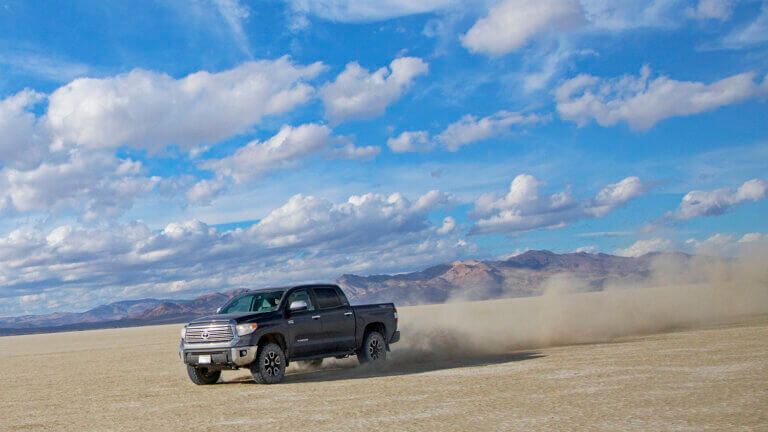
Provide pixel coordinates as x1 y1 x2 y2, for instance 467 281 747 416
216 307 221 314
289 300 308 312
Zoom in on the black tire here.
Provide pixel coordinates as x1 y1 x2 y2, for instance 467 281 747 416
357 331 386 364
298 358 323 368
251 342 286 384
186 365 221 385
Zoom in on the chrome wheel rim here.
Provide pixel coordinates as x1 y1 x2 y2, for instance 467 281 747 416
263 350 281 376
368 338 383 360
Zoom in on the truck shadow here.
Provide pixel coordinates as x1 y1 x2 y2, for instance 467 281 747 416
223 351 545 384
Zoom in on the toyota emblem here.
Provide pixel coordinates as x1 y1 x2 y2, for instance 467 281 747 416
201 330 209 339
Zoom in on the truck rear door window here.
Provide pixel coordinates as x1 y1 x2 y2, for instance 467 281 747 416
314 288 342 309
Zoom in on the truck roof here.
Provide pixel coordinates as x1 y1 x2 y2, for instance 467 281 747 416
240 283 340 293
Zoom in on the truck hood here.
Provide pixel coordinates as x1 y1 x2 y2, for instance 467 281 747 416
189 311 279 324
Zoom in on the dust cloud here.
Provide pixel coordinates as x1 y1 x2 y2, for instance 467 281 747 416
386 252 768 365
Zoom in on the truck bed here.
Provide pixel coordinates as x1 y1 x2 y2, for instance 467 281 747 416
351 302 398 346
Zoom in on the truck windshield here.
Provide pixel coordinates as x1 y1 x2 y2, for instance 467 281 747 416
218 290 285 314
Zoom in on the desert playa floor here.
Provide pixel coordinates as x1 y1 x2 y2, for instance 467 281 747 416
1 299 767 431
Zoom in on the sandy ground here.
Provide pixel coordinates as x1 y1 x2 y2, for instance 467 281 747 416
1 297 767 431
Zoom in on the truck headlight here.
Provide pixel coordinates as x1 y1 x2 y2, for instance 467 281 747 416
236 323 258 336
180 326 187 340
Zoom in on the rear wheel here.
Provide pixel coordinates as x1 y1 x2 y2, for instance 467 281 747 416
186 365 221 385
357 331 386 364
251 342 286 384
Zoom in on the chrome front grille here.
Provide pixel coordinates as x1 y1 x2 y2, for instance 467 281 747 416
185 321 234 343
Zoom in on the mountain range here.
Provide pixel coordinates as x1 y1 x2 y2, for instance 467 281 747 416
0 290 247 335
0 250 676 335
337 249 665 304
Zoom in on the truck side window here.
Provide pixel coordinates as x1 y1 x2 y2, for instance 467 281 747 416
314 288 342 309
286 289 315 311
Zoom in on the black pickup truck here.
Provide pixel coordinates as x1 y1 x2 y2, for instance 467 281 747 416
179 284 399 384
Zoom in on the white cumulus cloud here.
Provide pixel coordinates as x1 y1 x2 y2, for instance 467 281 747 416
575 245 599 253
387 110 546 153
0 90 49 168
437 216 457 235
0 58 357 219
0 189 468 314
46 56 325 152
739 232 768 244
186 178 227 206
555 65 768 130
614 238 673 257
0 151 159 221
437 110 545 151
252 190 453 248
667 179 768 220
320 57 429 124
686 232 768 257
461 0 583 56
685 233 735 256
203 123 341 183
470 174 647 235
387 131 433 153
588 176 648 217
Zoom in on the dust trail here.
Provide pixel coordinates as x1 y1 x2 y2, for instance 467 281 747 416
387 251 768 365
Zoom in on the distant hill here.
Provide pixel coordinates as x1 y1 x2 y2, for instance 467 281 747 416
0 250 687 335
337 250 674 304
0 289 247 334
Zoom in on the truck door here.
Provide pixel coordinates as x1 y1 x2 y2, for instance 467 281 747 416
285 288 324 358
312 287 356 352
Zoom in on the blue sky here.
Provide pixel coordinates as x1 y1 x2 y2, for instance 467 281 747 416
0 0 767 316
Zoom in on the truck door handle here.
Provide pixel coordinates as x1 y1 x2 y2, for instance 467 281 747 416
312 315 321 320
344 312 353 316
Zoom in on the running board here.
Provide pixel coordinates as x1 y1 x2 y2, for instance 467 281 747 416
291 349 355 362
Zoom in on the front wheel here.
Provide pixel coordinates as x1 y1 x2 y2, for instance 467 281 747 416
357 331 386 364
186 365 221 385
251 343 286 384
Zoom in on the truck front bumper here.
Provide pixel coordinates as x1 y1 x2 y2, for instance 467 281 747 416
180 344 257 368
